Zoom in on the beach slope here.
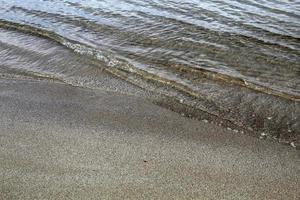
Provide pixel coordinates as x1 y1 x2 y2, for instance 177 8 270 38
0 78 299 199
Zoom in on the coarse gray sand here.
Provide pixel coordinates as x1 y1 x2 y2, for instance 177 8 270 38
0 78 299 199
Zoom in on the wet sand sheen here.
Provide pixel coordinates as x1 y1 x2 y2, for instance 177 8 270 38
0 78 299 199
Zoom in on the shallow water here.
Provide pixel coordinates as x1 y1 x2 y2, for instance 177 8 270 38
0 0 299 143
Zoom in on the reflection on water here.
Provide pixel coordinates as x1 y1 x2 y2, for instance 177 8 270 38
0 0 299 143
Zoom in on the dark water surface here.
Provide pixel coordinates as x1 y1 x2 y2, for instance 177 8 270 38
0 0 299 143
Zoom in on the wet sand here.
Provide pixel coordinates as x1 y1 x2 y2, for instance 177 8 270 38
0 78 299 199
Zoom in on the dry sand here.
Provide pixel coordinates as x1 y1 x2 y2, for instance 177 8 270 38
0 78 299 199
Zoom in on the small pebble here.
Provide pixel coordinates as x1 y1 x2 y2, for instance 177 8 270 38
267 117 272 120
180 99 184 103
261 132 267 136
202 119 208 123
288 129 292 133
227 127 232 131
233 129 239 133
290 142 296 148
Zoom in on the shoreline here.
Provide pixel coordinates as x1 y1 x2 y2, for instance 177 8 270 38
0 25 299 147
3 73 297 148
0 78 299 199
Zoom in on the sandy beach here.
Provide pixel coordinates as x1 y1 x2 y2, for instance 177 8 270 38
0 78 299 199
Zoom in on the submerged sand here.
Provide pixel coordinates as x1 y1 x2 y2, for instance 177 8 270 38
0 78 299 199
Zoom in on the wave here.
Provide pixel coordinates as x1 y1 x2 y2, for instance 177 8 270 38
0 19 299 101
